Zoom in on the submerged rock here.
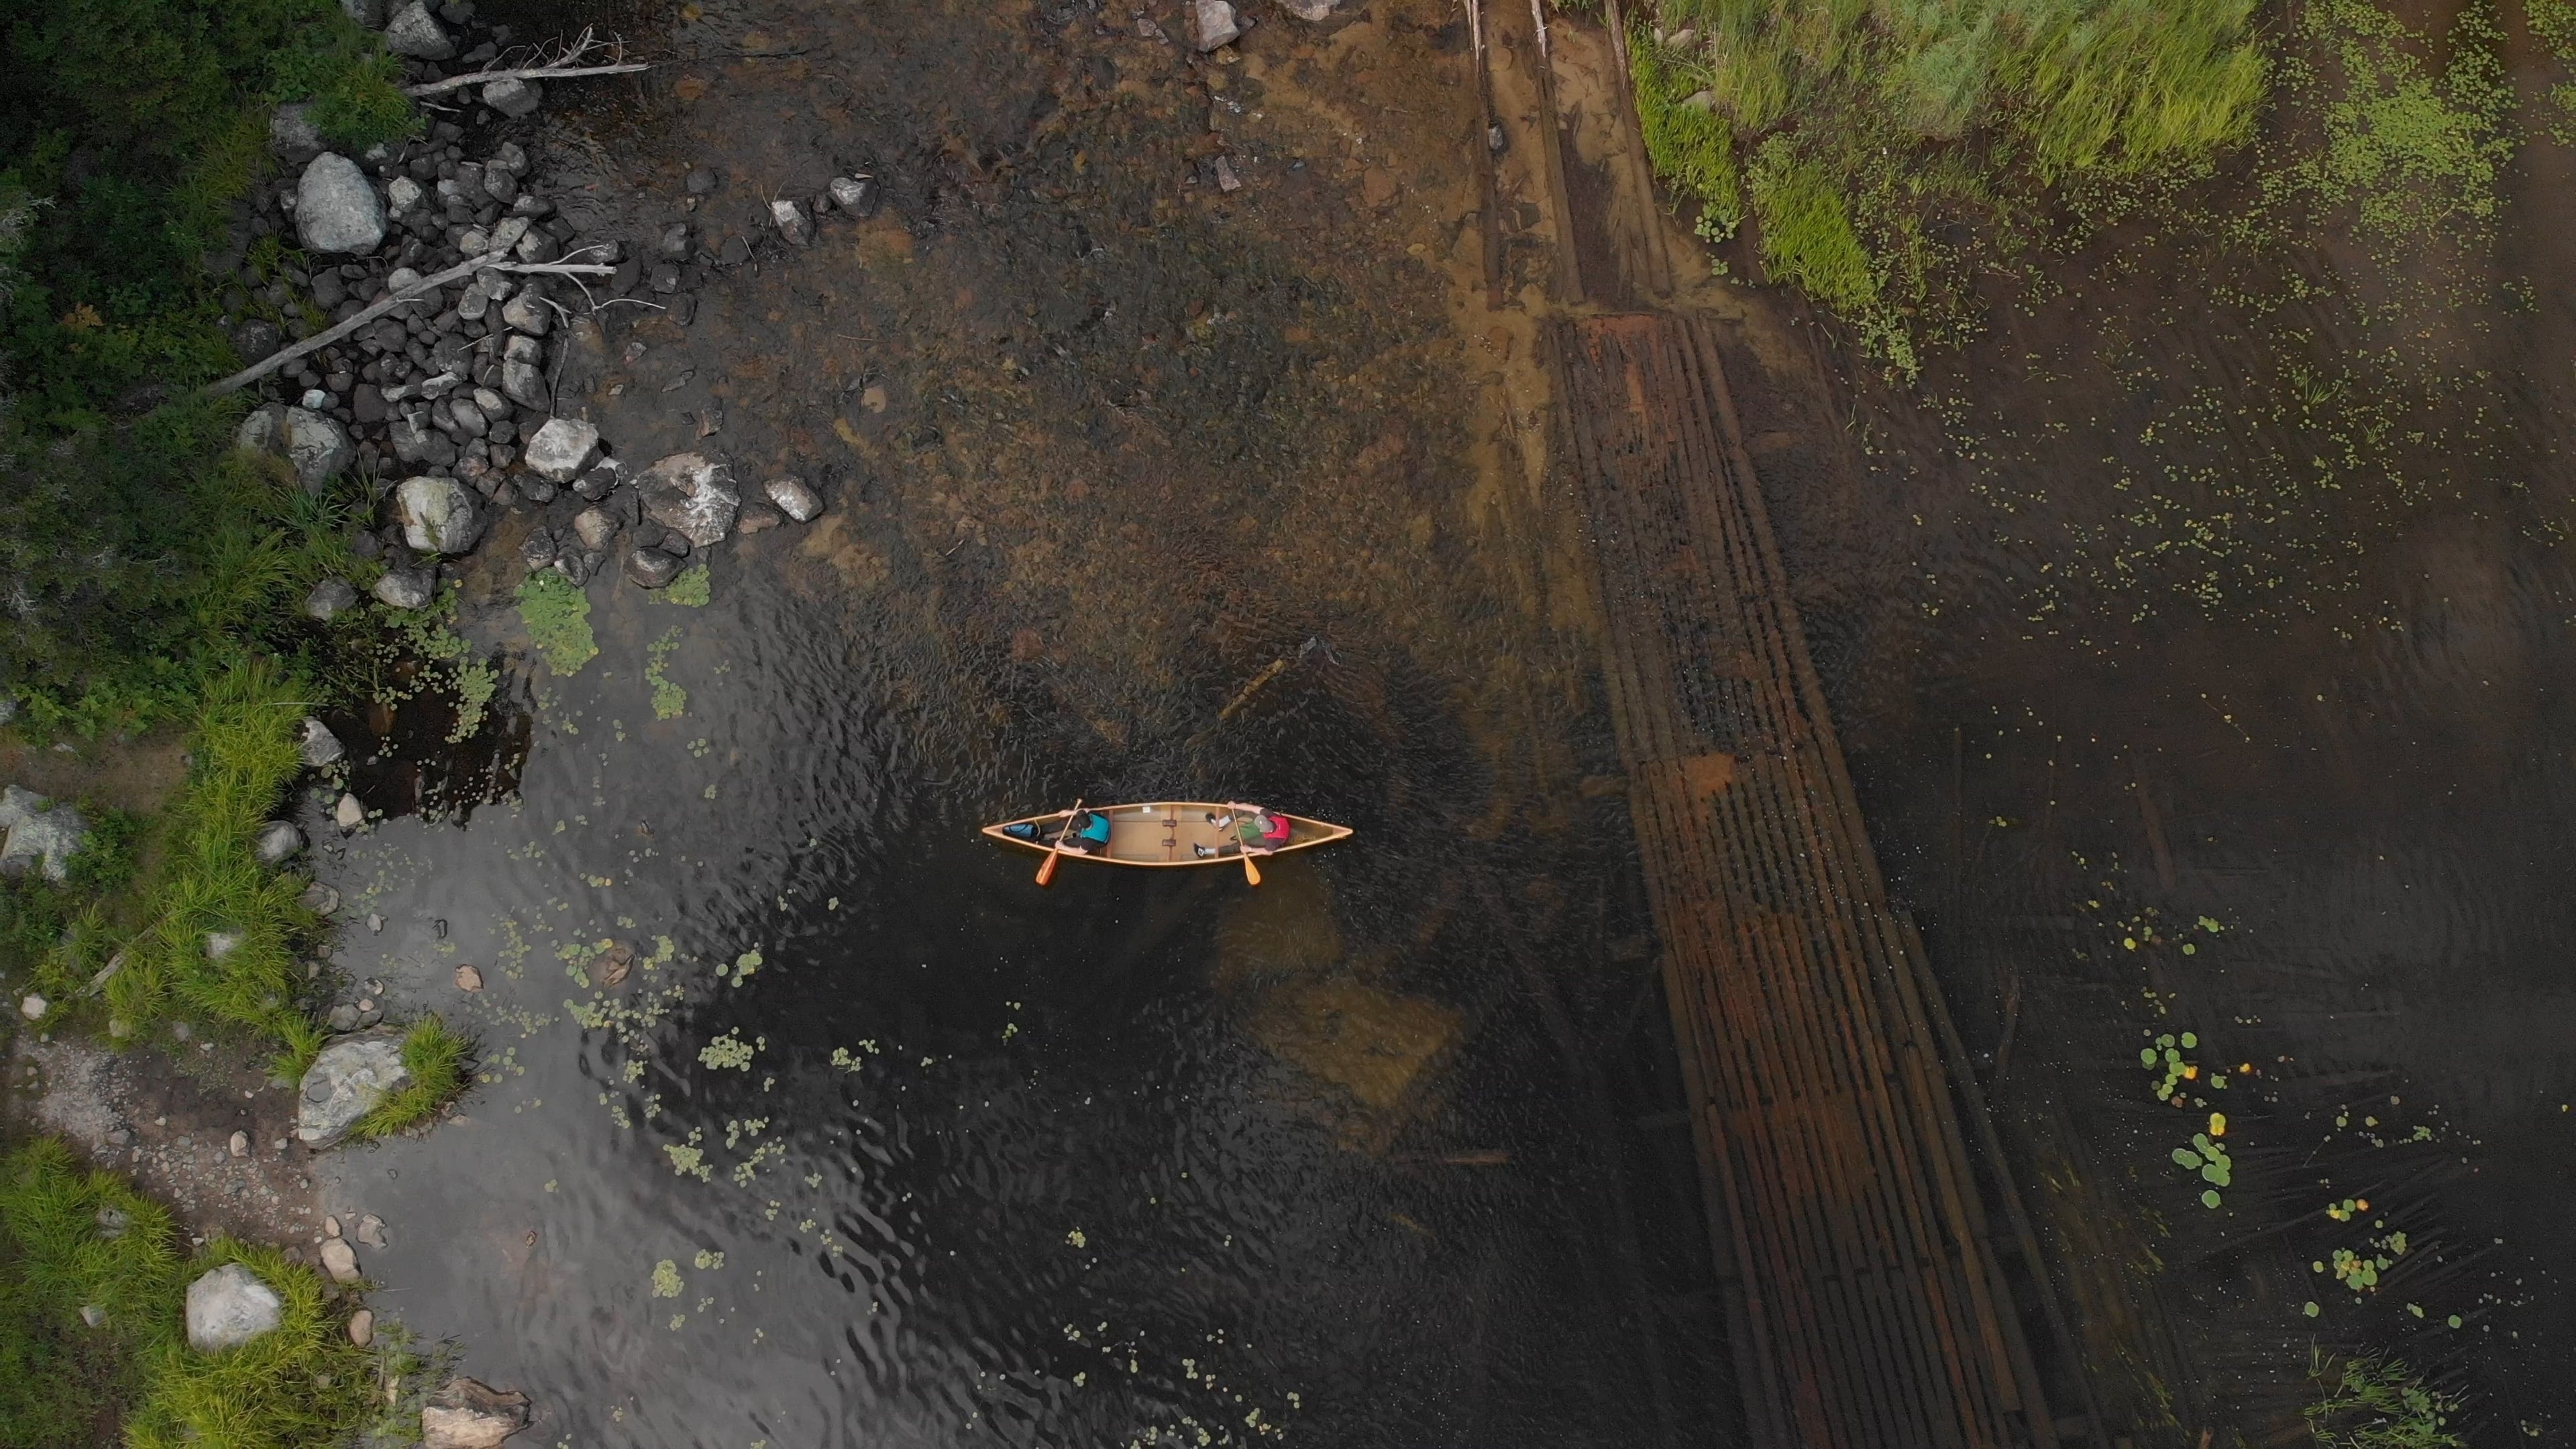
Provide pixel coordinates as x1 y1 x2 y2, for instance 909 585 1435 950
625 546 684 590
1192 0 1240 50
765 475 822 522
635 452 739 546
297 154 386 256
422 1378 533 1449
396 476 482 555
185 1264 283 1352
297 1030 413 1149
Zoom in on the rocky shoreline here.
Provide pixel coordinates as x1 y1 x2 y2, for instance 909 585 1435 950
230 0 845 611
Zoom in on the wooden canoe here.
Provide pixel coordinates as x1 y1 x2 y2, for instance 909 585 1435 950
981 803 1354 868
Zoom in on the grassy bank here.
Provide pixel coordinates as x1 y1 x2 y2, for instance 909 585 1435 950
1622 0 2546 372
0 1138 408 1448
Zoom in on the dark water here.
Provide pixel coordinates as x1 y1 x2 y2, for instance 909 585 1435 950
314 1 1733 1443
1713 73 2576 1432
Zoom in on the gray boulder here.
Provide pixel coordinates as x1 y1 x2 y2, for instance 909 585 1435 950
296 1030 413 1148
235 405 355 492
483 77 543 117
386 175 424 215
340 0 386 25
422 1378 532 1449
827 176 871 211
499 287 551 336
500 360 549 412
299 717 345 769
625 547 684 590
396 476 482 555
373 568 435 610
270 104 323 158
305 578 360 621
296 154 386 256
0 786 88 884
635 452 739 546
185 1264 283 1353
765 476 822 522
391 412 460 469
523 418 600 482
384 0 456 59
254 821 305 867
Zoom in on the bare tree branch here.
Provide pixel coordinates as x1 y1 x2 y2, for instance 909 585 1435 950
404 28 651 97
201 250 614 398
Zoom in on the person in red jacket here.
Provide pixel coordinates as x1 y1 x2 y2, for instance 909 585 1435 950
1193 805 1291 858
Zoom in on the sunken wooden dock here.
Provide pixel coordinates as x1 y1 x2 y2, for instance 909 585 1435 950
1556 314 2068 1448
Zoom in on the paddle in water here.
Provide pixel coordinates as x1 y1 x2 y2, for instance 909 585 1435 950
1036 798 1084 886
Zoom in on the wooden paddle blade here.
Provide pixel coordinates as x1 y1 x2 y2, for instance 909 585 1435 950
1242 852 1261 886
1036 850 1063 886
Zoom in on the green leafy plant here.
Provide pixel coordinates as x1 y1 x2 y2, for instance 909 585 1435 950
659 564 712 607
352 1014 472 1139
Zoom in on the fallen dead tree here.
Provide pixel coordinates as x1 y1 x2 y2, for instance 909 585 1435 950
403 27 650 98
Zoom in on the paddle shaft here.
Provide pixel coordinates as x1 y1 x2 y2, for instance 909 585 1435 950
1035 798 1085 885
1226 803 1275 886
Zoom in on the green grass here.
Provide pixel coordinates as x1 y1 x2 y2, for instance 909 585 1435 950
2303 1349 2464 1448
1631 0 2269 368
0 1138 403 1449
25 658 325 1070
352 1015 471 1140
515 571 599 676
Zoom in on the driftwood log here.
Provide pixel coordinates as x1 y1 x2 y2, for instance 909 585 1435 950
403 27 650 97
202 250 615 398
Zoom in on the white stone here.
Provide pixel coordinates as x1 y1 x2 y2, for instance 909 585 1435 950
1192 0 1240 50
236 405 356 492
483 77 543 117
305 578 360 620
767 476 822 521
373 568 435 609
523 417 601 482
335 793 366 830
387 176 425 214
254 820 305 866
384 0 455 59
422 1379 533 1449
297 1031 413 1150
635 452 740 546
396 475 482 555
270 103 323 156
185 1264 283 1352
296 154 386 256
769 199 812 247
348 1307 375 1347
17 994 45 1021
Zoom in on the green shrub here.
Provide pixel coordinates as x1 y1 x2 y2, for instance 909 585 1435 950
1 0 417 418
354 1014 472 1139
0 1139 398 1449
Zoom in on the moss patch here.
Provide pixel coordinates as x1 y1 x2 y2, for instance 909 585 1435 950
658 564 712 607
515 571 598 676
